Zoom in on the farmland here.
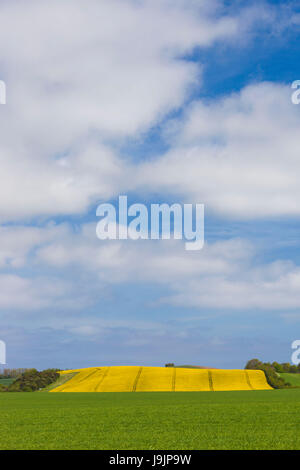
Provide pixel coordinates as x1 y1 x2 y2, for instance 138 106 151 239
0 378 14 386
0 389 300 449
279 373 300 387
51 366 271 392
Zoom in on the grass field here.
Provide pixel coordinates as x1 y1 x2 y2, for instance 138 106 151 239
279 373 300 387
0 378 15 386
0 389 300 449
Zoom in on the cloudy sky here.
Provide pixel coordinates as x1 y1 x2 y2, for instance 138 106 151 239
1 0 300 369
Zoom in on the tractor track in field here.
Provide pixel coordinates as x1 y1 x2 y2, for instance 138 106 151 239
245 370 254 390
76 368 102 384
172 368 176 391
95 367 110 391
208 370 214 391
132 367 143 392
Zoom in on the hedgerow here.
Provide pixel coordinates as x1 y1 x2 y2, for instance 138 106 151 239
245 359 290 389
0 369 60 392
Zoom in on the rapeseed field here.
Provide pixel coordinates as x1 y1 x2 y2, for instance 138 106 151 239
51 366 271 392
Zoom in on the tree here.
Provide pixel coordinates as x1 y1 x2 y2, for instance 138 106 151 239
245 359 262 370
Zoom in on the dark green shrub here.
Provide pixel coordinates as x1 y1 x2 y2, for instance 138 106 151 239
7 369 60 392
245 359 289 389
272 362 284 373
260 365 287 389
245 359 263 370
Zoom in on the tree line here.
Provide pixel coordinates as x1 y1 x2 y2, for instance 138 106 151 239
245 359 300 389
0 369 60 392
0 368 29 379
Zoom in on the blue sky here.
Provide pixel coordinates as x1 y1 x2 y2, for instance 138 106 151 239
1 0 300 370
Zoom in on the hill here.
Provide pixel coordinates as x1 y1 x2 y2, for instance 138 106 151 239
50 366 272 392
279 373 300 387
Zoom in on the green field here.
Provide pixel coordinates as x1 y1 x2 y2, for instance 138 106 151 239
1 389 300 449
279 373 300 387
0 378 15 386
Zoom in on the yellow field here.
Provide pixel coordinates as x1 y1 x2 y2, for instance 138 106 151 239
175 368 211 391
136 366 174 392
51 366 272 392
246 369 274 390
212 369 251 391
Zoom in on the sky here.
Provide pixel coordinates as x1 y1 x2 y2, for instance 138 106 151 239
1 0 300 370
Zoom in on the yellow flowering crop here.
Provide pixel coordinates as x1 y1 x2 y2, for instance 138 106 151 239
135 366 174 392
246 370 273 390
212 369 252 391
51 366 272 392
100 366 141 392
175 368 211 391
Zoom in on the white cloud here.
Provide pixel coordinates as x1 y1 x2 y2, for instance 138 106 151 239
164 261 300 310
0 0 240 220
0 223 68 267
0 2 298 319
0 273 89 311
137 82 300 218
33 222 300 311
1 219 300 313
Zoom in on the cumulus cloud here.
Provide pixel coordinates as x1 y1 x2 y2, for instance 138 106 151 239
0 223 68 267
29 222 300 311
0 273 91 311
137 82 300 218
164 261 300 310
0 0 242 220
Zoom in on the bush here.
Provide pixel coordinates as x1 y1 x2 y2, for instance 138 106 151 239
245 359 289 389
165 363 175 368
0 368 29 379
245 359 263 370
272 362 284 373
7 368 60 392
260 365 287 389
